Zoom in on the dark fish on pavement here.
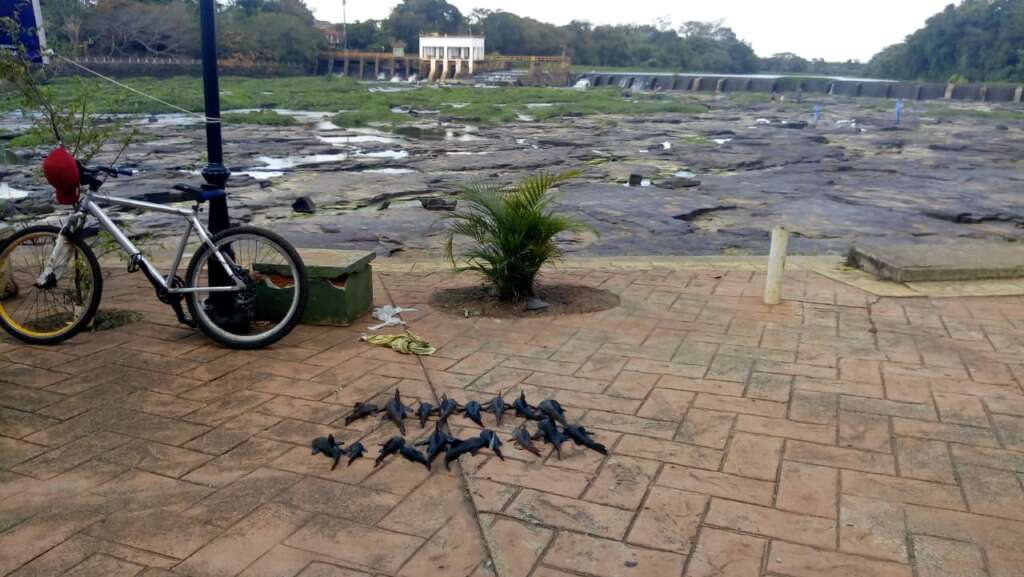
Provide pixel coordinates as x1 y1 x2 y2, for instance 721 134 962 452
399 444 431 470
311 434 345 470
463 400 485 427
444 437 486 470
487 392 508 426
437 394 460 422
479 429 505 461
416 421 459 463
537 399 568 425
511 425 542 457
534 418 567 459
416 401 435 427
344 401 379 425
345 442 366 465
514 391 540 420
383 389 411 435
375 436 406 467
564 424 608 455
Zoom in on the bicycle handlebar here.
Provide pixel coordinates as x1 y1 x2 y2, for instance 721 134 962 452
91 165 136 177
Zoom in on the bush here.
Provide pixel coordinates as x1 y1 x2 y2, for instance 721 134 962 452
444 171 592 302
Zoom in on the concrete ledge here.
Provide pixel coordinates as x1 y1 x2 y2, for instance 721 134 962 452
849 243 1024 283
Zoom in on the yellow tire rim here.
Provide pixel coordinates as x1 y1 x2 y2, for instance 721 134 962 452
0 231 94 339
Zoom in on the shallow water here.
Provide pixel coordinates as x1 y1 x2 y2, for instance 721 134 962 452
319 134 400 145
357 149 409 160
0 182 32 200
363 168 417 174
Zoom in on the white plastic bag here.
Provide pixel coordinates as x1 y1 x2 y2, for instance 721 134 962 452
367 305 418 331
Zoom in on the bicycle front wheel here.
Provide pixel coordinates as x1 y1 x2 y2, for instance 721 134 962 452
185 226 308 349
0 225 103 345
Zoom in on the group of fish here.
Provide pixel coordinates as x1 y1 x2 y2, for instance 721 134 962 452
310 389 607 471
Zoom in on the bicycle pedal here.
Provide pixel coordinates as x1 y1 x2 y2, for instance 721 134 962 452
127 254 142 273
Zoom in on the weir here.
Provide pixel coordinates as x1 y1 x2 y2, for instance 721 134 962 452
574 72 1024 103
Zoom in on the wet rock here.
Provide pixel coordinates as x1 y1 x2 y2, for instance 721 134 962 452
673 205 738 221
778 121 808 129
420 197 457 211
806 135 829 144
628 174 644 187
378 201 391 210
928 143 967 152
995 124 1009 131
658 177 702 189
291 196 316 214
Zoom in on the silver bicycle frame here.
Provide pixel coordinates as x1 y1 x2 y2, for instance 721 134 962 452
51 189 246 295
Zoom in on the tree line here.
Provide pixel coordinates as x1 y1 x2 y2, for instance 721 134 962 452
865 0 1024 83
31 0 1024 81
39 0 323 64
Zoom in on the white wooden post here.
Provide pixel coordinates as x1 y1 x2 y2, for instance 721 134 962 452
764 226 789 305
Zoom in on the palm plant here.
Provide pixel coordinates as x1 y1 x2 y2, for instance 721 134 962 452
444 171 592 302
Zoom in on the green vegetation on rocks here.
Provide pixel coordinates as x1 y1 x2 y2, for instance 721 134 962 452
0 76 707 126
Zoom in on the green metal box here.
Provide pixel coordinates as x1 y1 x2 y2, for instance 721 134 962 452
255 249 375 326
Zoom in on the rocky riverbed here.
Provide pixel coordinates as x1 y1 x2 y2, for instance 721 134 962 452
2 93 1023 259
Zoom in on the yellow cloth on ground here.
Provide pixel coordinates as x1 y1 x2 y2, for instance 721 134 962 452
361 331 436 355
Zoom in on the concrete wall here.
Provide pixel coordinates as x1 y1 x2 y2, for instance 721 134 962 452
573 72 1024 103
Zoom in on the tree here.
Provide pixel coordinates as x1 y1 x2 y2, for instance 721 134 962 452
387 0 464 52
40 0 91 55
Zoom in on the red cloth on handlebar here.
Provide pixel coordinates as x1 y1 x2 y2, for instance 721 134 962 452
43 146 80 205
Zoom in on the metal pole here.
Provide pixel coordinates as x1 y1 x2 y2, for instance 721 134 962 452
342 0 347 55
198 0 232 324
198 0 229 233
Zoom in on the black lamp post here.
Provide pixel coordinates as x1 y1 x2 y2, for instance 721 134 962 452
198 0 229 233
197 0 232 323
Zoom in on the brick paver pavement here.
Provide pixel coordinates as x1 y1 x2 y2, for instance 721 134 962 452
1 264 1023 577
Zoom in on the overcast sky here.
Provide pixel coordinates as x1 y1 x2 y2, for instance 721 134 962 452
306 0 956 62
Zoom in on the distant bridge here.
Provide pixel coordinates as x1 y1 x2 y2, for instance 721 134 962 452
317 50 570 80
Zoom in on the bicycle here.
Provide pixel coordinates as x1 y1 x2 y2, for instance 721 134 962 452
0 164 309 349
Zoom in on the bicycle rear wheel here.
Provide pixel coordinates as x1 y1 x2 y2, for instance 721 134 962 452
0 225 103 345
185 226 307 349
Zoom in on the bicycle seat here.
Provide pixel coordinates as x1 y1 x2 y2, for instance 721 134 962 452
143 184 226 204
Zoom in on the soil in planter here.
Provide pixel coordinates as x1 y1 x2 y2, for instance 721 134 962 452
430 283 620 318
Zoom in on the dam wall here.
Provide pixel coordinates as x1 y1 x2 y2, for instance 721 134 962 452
576 72 1024 103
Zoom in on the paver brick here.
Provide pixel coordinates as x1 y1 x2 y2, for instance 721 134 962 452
704 498 836 548
177 503 310 577
891 417 1000 448
397 504 486 577
617 434 722 470
722 433 782 481
911 535 987 577
895 437 955 484
584 456 660 510
735 414 834 444
543 532 685 577
842 470 965 510
480 515 552 577
658 465 775 506
767 541 913 577
685 528 764 577
626 486 707 553
838 495 908 562
786 440 896 475
958 464 1024 521
777 461 838 519
85 508 221 559
506 489 634 539
676 408 735 449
